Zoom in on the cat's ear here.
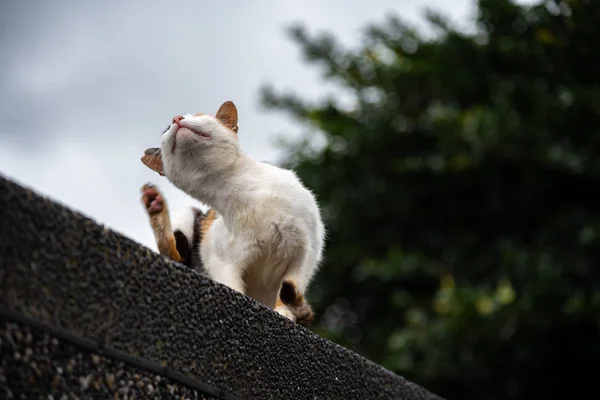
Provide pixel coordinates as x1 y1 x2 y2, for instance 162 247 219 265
215 101 239 134
141 148 165 176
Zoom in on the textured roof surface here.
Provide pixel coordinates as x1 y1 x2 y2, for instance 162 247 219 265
1 317 218 399
0 175 443 400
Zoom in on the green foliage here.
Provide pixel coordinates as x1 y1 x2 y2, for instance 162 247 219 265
260 1 600 399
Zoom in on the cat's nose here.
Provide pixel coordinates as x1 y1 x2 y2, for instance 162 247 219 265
172 115 184 125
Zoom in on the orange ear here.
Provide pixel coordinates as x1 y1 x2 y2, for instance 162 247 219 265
141 148 165 176
215 101 239 134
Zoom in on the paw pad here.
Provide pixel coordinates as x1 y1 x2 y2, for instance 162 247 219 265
141 183 164 215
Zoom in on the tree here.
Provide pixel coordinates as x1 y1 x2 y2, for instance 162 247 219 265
260 1 600 399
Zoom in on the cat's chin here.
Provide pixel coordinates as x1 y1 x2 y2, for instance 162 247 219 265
178 123 212 140
166 127 210 156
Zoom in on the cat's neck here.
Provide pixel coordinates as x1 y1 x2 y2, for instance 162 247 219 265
186 154 263 231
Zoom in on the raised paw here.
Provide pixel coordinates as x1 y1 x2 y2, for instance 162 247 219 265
141 183 165 215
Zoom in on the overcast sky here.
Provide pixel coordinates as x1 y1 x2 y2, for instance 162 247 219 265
0 0 532 251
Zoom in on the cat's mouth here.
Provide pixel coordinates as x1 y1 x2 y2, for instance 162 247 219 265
179 121 211 140
171 123 211 153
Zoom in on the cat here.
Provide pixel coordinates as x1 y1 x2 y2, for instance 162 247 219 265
139 101 325 327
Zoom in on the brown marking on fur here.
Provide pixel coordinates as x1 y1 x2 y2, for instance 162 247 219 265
278 279 315 327
199 208 217 241
141 183 181 262
279 279 304 306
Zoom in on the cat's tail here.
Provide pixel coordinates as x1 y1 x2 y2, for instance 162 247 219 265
276 279 314 327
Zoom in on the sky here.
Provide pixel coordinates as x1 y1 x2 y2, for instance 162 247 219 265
0 0 531 251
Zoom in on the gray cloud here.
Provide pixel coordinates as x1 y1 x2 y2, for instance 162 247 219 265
0 0 475 250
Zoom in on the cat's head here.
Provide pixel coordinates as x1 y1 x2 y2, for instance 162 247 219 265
141 101 240 187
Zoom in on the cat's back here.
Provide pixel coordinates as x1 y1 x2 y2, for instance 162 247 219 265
257 162 320 215
251 162 324 252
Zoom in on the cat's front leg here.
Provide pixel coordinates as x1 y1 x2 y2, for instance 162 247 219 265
140 183 182 263
207 262 246 295
201 248 247 295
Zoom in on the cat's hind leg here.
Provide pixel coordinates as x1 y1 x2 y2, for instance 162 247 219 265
140 183 183 263
275 279 314 327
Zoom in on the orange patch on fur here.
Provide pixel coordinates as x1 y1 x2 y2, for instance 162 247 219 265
149 213 182 262
215 101 239 136
161 236 182 262
200 209 217 241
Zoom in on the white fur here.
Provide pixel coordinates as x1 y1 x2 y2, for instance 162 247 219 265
171 206 196 243
160 113 325 310
275 306 296 321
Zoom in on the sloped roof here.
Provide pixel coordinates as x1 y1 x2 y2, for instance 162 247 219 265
0 175 442 400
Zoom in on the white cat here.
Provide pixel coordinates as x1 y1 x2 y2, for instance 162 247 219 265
140 101 325 326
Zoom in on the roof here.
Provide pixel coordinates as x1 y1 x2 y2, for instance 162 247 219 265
0 174 443 400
